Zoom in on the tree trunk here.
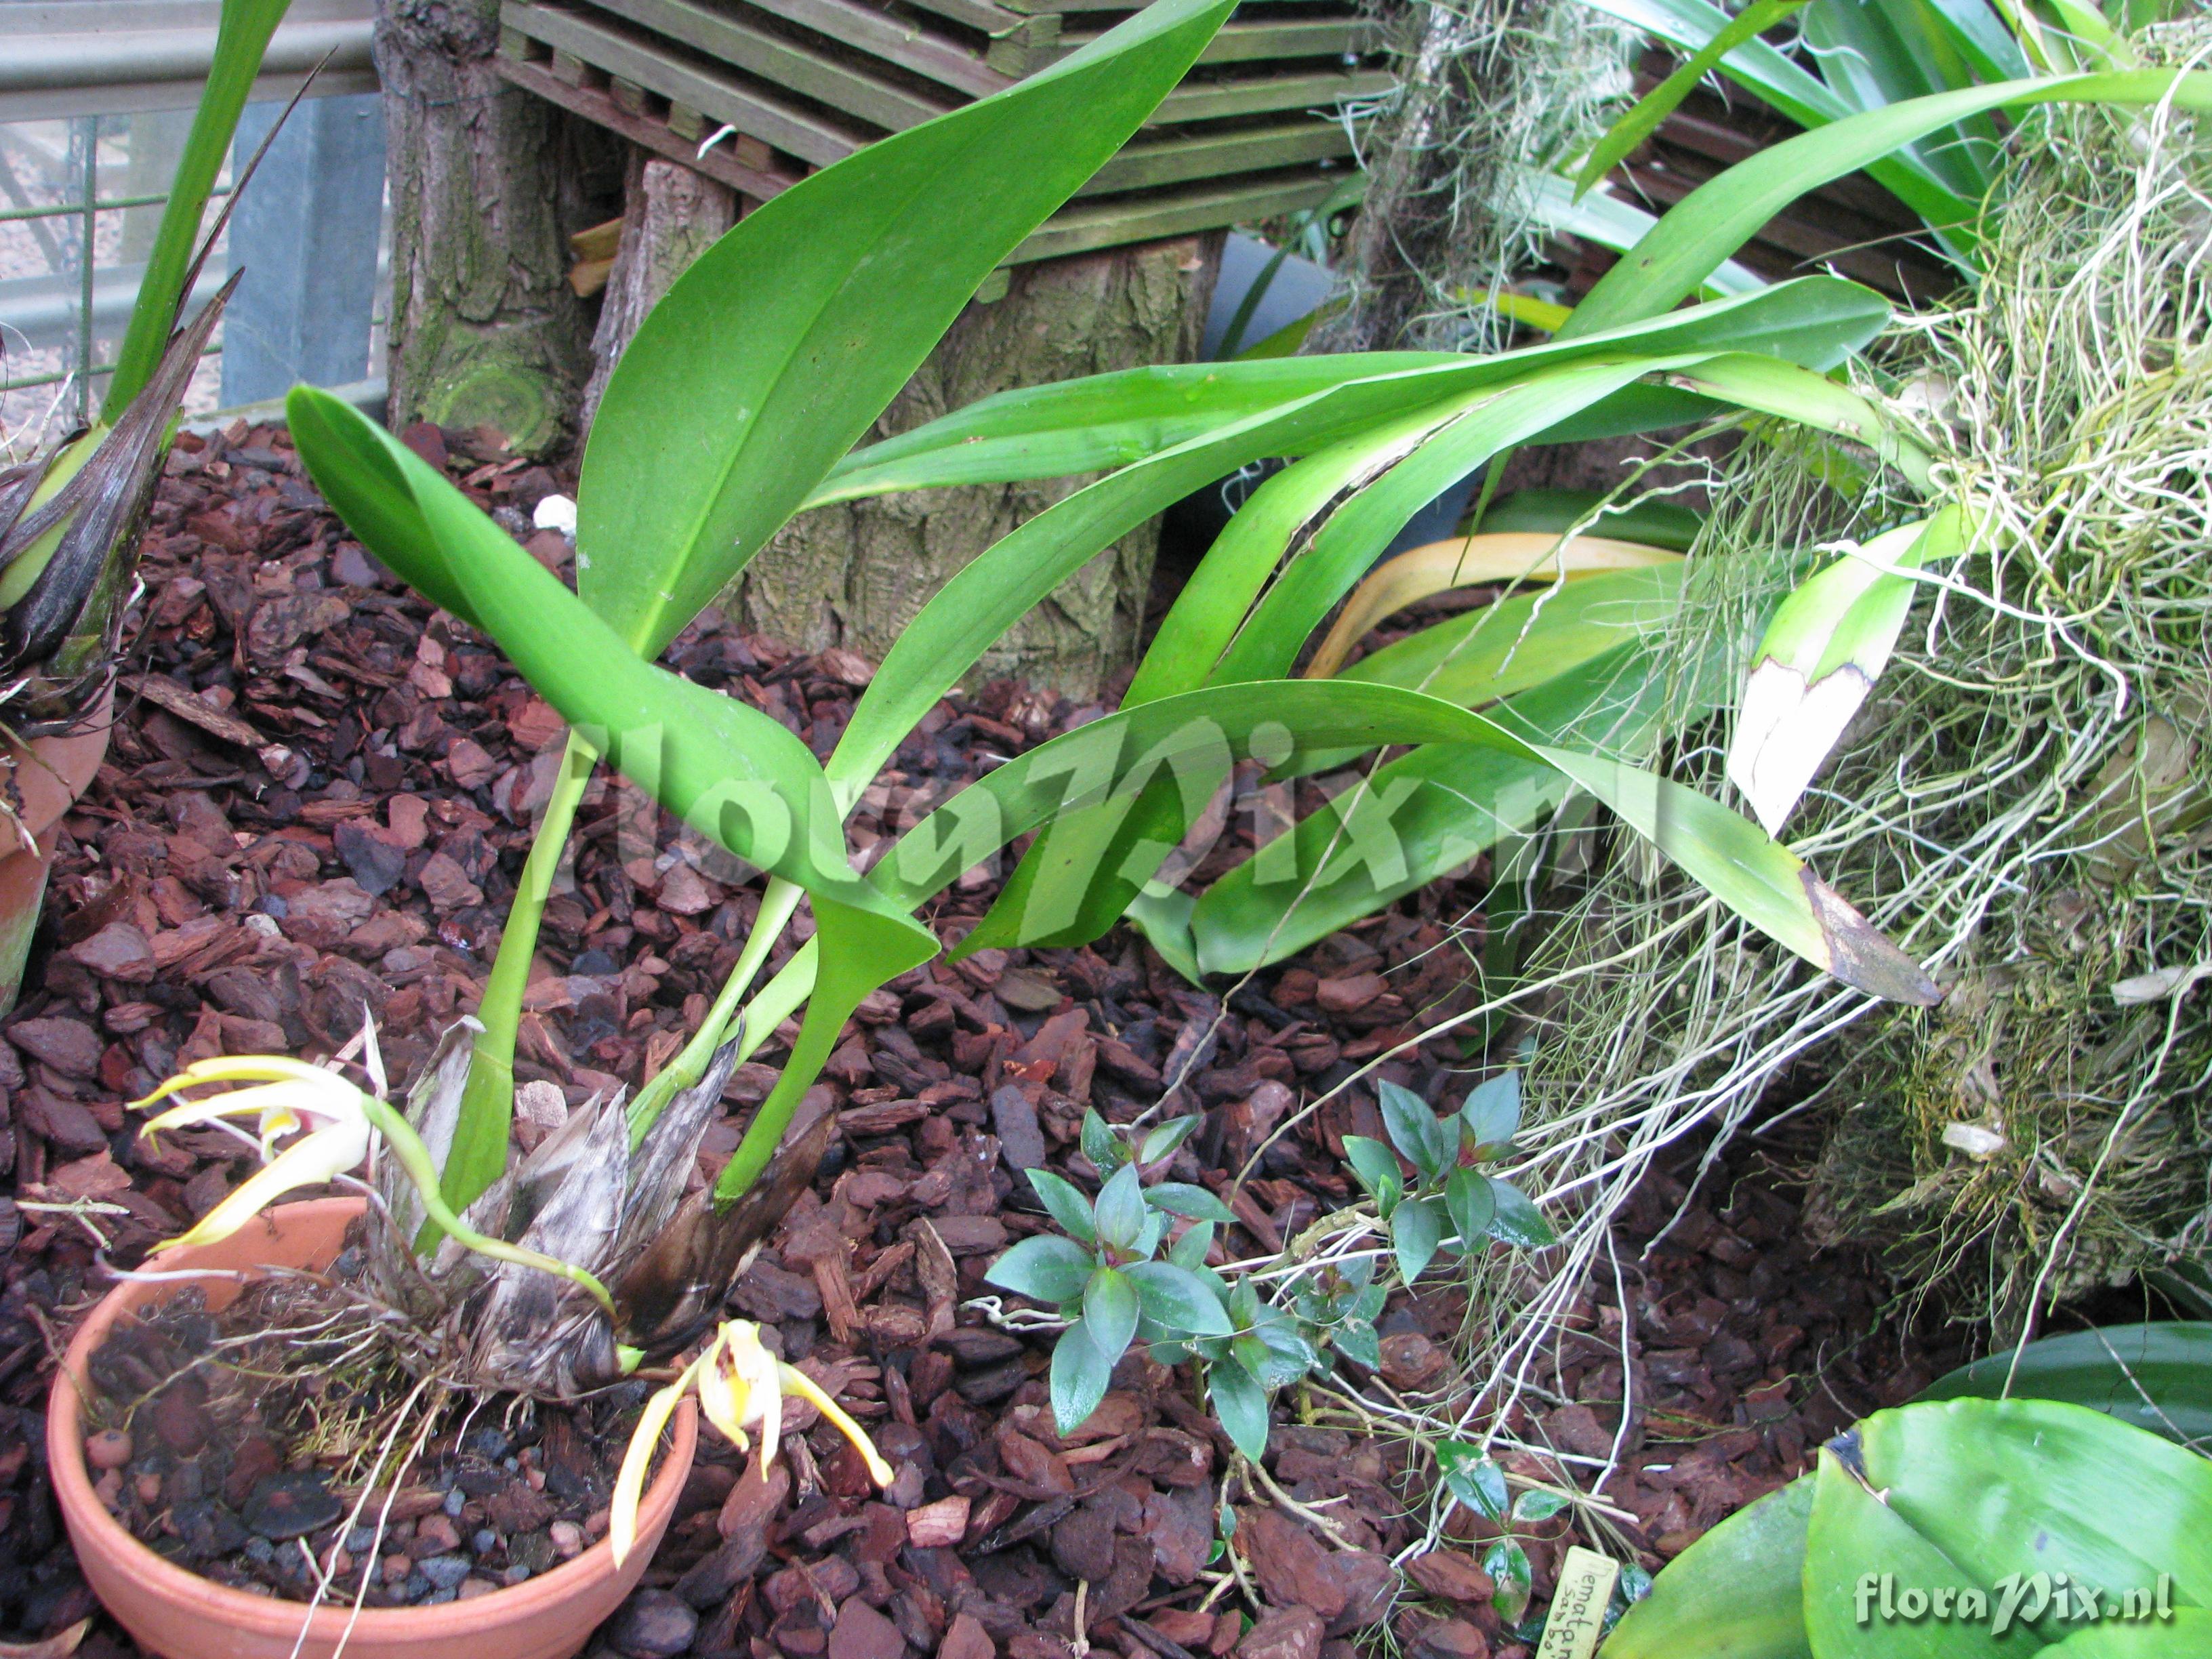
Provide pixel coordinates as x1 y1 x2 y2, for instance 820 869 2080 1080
739 234 1221 698
579 152 737 435
1313 0 1634 354
375 0 616 455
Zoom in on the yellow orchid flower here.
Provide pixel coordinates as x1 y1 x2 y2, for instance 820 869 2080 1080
611 1319 895 1565
132 1050 618 1319
136 1059 376 1253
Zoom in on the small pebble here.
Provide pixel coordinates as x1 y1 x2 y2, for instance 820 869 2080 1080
462 1427 512 1461
442 1488 466 1518
402 1572 430 1603
382 1553 411 1584
472 1528 499 1555
346 1527 377 1555
457 1578 501 1600
549 1521 583 1559
502 1563 533 1586
415 1513 462 1555
419 1554 472 1593
85 1429 133 1471
583 1506 610 1542
136 1473 163 1506
94 1469 123 1507
245 1536 275 1565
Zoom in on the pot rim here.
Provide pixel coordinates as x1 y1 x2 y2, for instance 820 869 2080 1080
47 1196 699 1643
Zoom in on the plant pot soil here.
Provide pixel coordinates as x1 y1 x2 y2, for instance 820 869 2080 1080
0 688 113 1013
47 1197 699 1659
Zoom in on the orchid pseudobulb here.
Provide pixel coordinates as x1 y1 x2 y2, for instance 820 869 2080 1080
133 1049 617 1319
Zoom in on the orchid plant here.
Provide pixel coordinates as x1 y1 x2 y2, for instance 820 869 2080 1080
122 0 1996 1549
131 1033 895 1565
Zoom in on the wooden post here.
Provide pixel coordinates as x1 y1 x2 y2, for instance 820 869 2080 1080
740 234 1222 697
578 150 738 434
375 0 617 455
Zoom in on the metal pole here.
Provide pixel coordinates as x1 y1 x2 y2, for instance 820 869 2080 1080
77 115 98 427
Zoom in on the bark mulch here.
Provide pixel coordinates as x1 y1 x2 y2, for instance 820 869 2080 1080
0 422 1955 1659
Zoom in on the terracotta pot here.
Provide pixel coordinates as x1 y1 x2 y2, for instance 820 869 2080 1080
0 687 114 1012
49 1197 697 1659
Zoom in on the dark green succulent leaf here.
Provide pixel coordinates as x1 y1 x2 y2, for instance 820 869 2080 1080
1334 1319 1381 1370
1379 1081 1456 1180
1145 1182 1237 1223
1026 1168 1099 1245
1083 1108 1127 1173
1141 1114 1203 1166
1485 1540 1533 1624
1460 1070 1523 1151
1208 1356 1272 1463
1486 1178 1557 1249
1439 1441 1509 1522
1126 1259 1234 1336
1051 1317 1116 1437
1094 1161 1147 1252
1445 1168 1497 1253
987 1235 1097 1305
1343 1135 1405 1216
1512 1488 1570 1523
1085 1266 1141 1363
1393 1195 1448 1282
1168 1221 1216 1272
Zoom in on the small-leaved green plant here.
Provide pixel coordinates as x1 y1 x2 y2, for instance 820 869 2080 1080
1345 1071 1555 1283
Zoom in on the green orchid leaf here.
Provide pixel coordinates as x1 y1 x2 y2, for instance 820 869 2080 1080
575 0 1239 660
1918 1321 2212 1446
1568 68 2212 337
1603 1477 1813 1658
105 0 292 415
1728 512 1959 836
1575 0 1815 200
286 388 937 1216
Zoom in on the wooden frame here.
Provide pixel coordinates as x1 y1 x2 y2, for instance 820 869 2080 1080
495 0 1378 262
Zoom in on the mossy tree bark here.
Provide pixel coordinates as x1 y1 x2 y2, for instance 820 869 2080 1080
739 233 1221 697
375 0 617 455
